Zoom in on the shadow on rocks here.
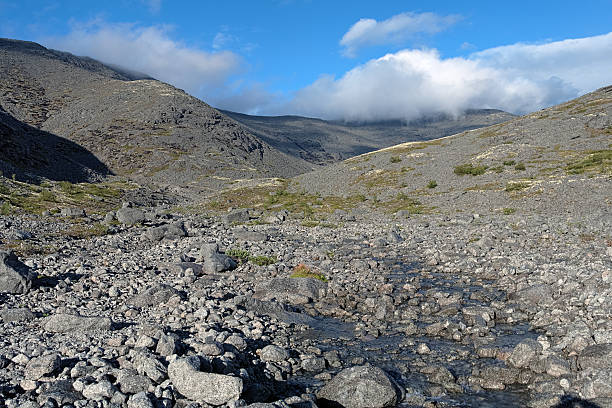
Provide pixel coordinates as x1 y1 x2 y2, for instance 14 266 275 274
552 395 602 408
33 272 84 289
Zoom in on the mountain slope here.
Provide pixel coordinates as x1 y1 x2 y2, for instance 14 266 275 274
222 109 515 165
0 38 313 195
0 105 111 182
292 86 612 217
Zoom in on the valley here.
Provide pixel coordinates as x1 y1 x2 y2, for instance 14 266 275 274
0 38 611 408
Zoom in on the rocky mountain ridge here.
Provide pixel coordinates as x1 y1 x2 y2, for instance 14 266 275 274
222 109 515 165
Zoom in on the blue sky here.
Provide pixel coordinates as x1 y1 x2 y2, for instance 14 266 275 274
1 0 611 120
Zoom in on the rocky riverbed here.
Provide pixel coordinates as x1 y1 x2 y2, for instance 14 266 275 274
1 204 611 408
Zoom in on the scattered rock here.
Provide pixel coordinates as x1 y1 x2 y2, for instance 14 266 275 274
0 250 34 294
43 313 112 332
317 365 404 408
168 356 243 405
116 207 146 225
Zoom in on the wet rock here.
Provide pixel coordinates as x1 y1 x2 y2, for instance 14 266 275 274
43 313 112 332
168 356 243 405
507 339 542 368
317 365 404 408
0 250 34 294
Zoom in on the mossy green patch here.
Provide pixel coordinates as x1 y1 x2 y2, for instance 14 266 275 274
454 163 488 176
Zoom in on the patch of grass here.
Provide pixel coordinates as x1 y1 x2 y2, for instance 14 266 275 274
204 180 366 217
290 263 328 282
355 169 402 189
226 248 277 266
454 163 488 176
248 255 277 266
1 241 58 257
505 182 530 192
565 150 612 175
503 160 516 166
301 219 338 228
502 208 516 215
490 165 504 173
39 190 57 202
0 201 12 215
301 220 321 228
390 156 401 163
64 223 109 239
226 248 250 264
514 163 526 171
427 180 438 189
378 193 428 214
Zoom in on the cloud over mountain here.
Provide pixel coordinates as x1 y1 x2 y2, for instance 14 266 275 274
44 21 243 98
287 32 612 121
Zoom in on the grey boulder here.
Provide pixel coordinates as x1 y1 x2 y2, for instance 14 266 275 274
168 356 243 405
199 243 237 274
145 222 187 241
317 365 404 408
131 284 180 308
507 338 543 369
116 207 146 225
255 277 327 305
25 353 61 380
578 344 612 370
44 313 112 333
0 250 35 294
223 209 250 224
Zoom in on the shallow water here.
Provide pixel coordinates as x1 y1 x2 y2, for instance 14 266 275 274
298 258 537 407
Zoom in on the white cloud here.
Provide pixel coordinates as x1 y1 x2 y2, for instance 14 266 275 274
286 32 612 121
43 22 243 98
340 12 460 57
212 31 236 50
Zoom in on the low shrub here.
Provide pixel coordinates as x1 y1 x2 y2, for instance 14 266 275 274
290 263 328 282
454 163 488 176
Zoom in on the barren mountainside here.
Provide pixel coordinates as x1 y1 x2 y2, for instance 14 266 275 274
292 85 612 218
0 38 313 195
